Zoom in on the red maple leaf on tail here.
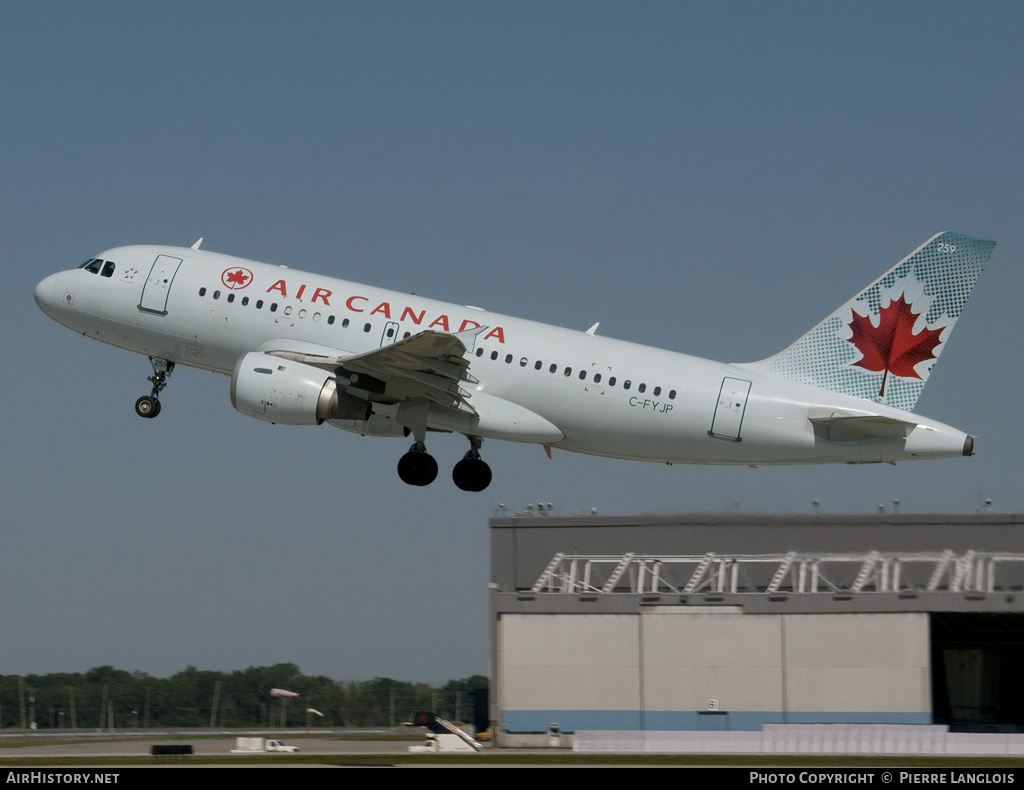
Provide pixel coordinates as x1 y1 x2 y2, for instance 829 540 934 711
847 294 945 398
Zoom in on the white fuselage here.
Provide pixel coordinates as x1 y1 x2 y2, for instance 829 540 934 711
35 245 972 466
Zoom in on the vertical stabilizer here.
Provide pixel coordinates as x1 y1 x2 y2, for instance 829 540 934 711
748 232 995 412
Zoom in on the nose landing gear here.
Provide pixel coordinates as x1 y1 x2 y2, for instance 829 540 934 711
135 357 174 419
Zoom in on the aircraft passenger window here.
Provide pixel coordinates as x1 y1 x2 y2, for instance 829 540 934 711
549 364 557 373
283 306 292 315
519 356 527 366
594 373 602 383
669 390 677 399
363 323 371 332
491 351 498 360
638 383 646 393
199 287 206 297
256 300 264 309
270 303 277 312
299 309 307 319
505 354 513 364
653 386 661 396
313 312 320 322
403 332 411 338
342 318 349 327
227 293 235 303
386 327 395 338
476 348 484 357
564 367 572 377
213 291 221 299
609 377 616 386
101 261 115 278
578 370 586 380
327 315 335 325
534 361 542 370
242 297 249 306
623 380 631 390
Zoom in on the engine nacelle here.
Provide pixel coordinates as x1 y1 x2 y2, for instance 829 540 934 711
231 352 370 425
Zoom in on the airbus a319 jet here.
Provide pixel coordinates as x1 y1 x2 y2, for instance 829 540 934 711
35 232 994 492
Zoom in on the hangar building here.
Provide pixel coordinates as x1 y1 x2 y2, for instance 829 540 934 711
488 513 1024 739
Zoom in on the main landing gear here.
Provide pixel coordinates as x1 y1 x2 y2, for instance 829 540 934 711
134 357 174 419
452 435 492 492
396 435 492 491
397 442 439 487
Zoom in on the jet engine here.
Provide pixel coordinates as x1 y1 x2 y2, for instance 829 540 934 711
230 352 370 425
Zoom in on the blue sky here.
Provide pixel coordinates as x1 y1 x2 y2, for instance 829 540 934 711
3 1 1022 683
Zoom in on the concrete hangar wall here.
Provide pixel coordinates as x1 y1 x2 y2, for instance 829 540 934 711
488 513 1024 735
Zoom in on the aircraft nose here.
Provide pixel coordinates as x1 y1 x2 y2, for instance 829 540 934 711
34 273 61 317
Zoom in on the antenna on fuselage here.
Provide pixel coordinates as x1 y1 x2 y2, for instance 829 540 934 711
191 238 204 250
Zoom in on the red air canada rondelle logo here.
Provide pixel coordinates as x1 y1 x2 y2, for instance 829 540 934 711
847 293 945 398
221 267 253 290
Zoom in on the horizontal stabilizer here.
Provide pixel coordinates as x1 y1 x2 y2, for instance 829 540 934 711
808 406 916 441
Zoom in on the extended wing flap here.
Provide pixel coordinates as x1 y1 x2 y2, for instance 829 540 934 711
373 363 472 402
414 355 479 385
364 349 477 385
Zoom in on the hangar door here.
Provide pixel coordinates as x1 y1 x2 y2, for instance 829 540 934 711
931 613 1024 732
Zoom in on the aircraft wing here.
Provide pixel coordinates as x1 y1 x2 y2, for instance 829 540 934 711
261 329 482 414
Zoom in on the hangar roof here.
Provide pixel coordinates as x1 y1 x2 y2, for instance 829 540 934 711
490 513 1024 615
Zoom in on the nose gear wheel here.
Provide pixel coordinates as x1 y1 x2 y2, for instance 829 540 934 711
135 357 174 419
135 396 161 418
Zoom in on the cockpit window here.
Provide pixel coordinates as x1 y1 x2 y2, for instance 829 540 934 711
78 258 116 276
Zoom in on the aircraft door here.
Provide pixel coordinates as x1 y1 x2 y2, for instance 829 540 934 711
138 254 183 314
380 321 400 347
709 377 751 442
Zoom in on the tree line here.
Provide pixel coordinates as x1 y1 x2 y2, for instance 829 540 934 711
0 664 488 730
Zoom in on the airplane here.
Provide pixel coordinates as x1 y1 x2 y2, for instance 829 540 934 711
35 231 995 492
